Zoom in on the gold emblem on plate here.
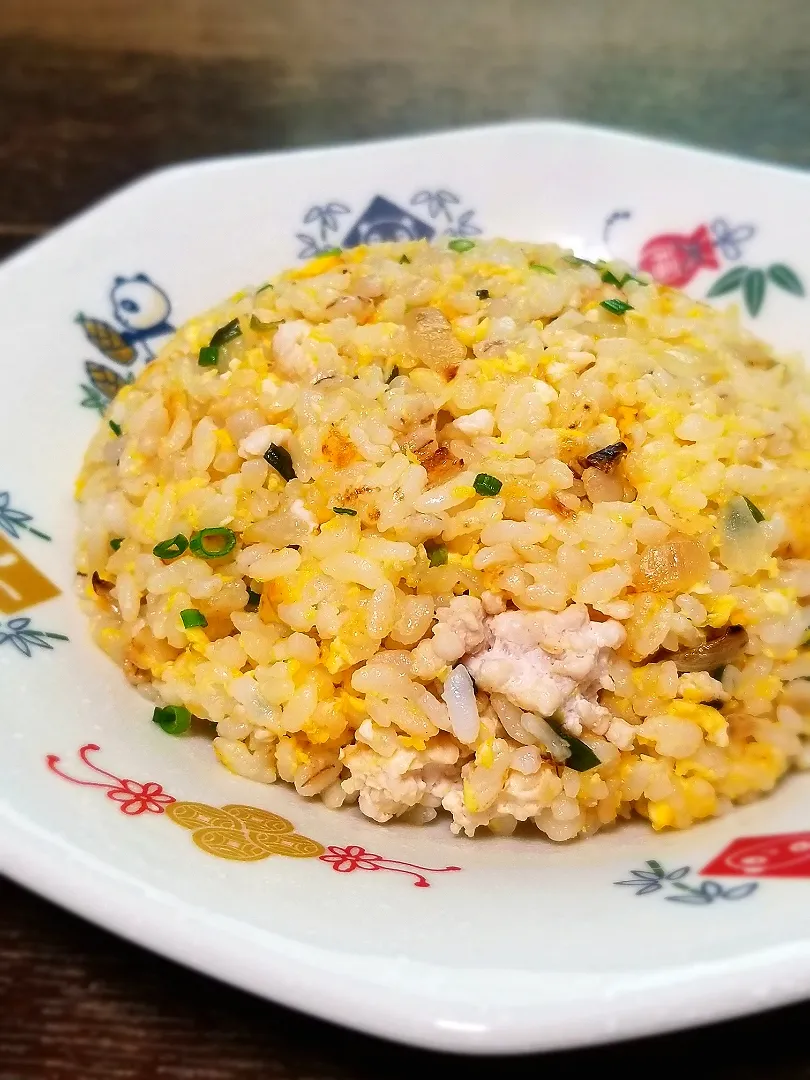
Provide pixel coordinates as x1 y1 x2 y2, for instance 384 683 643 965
166 801 324 862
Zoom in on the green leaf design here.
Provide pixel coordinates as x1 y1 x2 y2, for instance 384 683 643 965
706 265 748 298
743 268 766 316
768 263 805 296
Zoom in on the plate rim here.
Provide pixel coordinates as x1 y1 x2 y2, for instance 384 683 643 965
4 117 810 1054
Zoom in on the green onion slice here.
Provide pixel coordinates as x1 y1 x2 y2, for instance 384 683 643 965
246 587 262 611
180 608 208 629
426 542 448 566
319 247 342 257
198 345 219 367
264 443 296 481
209 318 242 349
399 254 411 264
473 472 503 497
547 717 601 772
153 534 189 560
449 238 475 253
108 419 122 436
152 704 192 735
109 537 123 552
742 496 765 523
600 298 633 315
600 268 623 287
189 527 237 559
386 365 400 384
333 507 357 516
530 263 556 275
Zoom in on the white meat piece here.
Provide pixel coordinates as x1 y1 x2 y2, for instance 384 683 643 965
429 595 490 663
464 604 625 734
272 320 316 380
341 737 461 823
238 424 290 458
290 497 317 533
453 409 495 437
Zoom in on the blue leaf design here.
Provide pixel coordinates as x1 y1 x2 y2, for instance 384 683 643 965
667 891 711 905
436 189 460 204
636 882 663 896
666 866 691 881
296 233 321 259
723 882 759 900
303 207 322 224
411 191 431 205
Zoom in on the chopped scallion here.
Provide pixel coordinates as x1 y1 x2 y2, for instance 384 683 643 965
256 282 273 293
600 298 633 315
109 537 123 552
263 443 296 481
399 254 411 264
530 263 556 275
246 587 262 611
743 496 765 523
333 507 357 516
108 419 122 436
426 542 448 566
152 704 191 735
449 238 475 253
565 255 599 269
250 314 277 331
180 608 208 629
473 472 502 497
547 716 601 771
198 345 219 367
209 318 242 349
189 527 237 560
319 247 342 257
600 268 623 287
153 534 189 560
386 364 400 384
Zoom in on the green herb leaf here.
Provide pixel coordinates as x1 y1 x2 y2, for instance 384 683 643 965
449 238 475 253
189 527 237 560
209 318 242 349
109 537 123 552
153 534 189 560
742 496 765 523
246 587 262 611
600 298 633 315
198 345 219 367
547 717 601 771
180 608 208 629
473 472 502 497
706 266 748 298
152 704 192 735
250 314 278 331
256 282 273 293
333 507 357 516
263 443 296 481
386 365 400 384
399 254 411 264
600 268 623 287
530 263 556 275
743 268 766 317
108 419 122 436
426 542 448 566
565 255 598 269
767 263 805 297
319 247 342 257
476 288 490 299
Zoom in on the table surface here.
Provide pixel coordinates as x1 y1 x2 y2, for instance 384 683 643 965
3 1 810 1075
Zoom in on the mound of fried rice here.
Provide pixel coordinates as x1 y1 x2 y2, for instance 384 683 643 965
75 237 810 840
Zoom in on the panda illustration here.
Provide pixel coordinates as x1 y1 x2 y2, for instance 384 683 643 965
109 274 174 360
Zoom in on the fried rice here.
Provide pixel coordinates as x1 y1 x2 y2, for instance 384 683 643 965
75 237 810 840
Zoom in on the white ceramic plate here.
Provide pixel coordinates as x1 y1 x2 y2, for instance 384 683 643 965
3 121 810 1055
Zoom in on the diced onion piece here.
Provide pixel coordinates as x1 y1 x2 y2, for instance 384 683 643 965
441 664 480 744
582 466 625 503
522 713 572 762
404 306 466 372
635 538 711 593
669 625 749 673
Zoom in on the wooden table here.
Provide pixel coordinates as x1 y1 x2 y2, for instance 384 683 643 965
3 1 810 1074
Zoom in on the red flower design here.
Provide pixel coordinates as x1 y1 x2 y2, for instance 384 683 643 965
638 224 720 288
702 832 810 878
319 844 461 887
46 744 175 815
